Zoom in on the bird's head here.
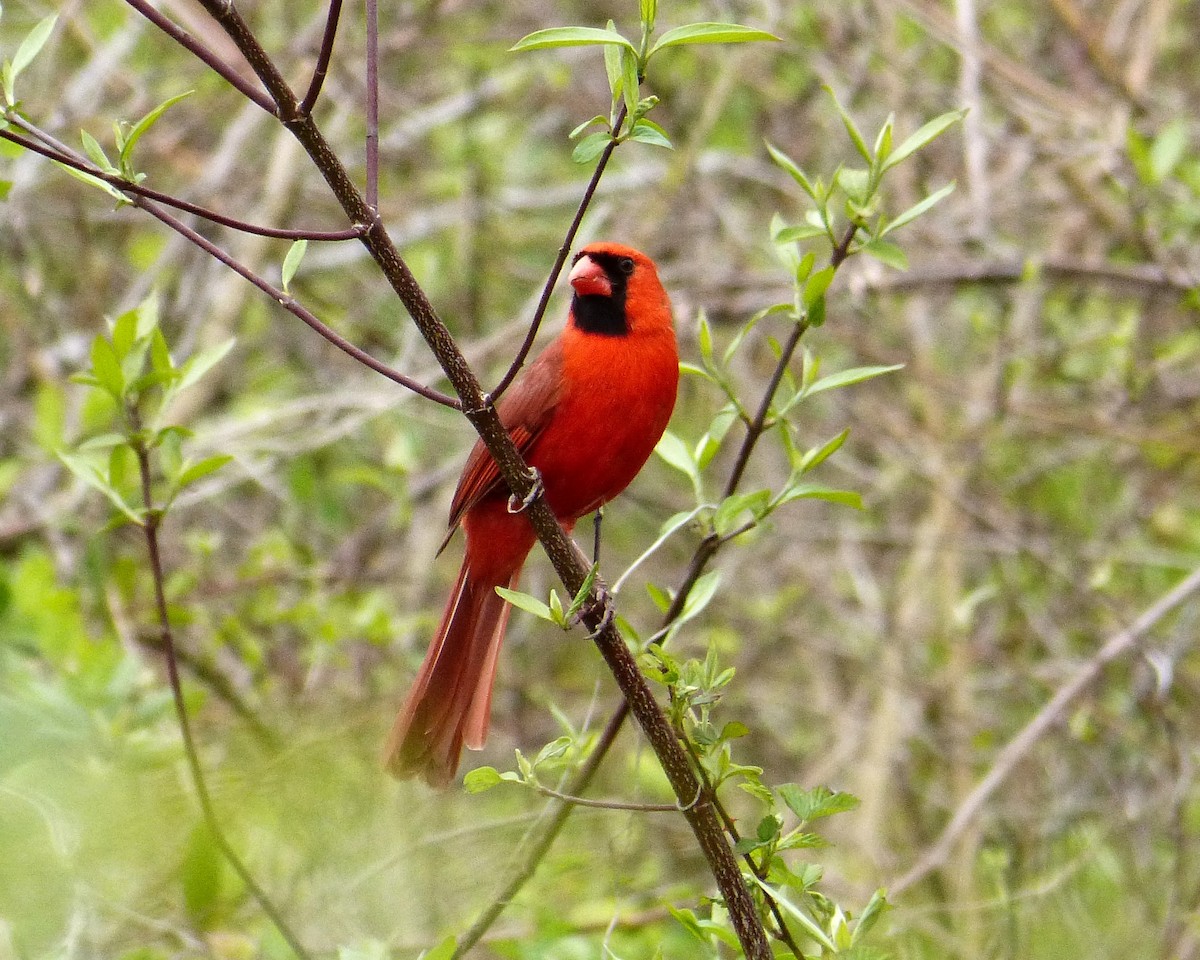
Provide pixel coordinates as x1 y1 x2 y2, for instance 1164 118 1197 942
568 242 672 337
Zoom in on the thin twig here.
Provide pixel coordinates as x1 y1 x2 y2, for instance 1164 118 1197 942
533 782 680 812
364 0 379 210
891 564 1200 896
130 421 312 960
121 0 276 114
299 0 343 116
0 126 359 241
487 103 630 403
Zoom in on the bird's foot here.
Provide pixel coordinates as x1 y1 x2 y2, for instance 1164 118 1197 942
573 582 615 639
507 468 544 514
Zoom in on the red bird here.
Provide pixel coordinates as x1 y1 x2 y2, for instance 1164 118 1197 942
386 242 679 785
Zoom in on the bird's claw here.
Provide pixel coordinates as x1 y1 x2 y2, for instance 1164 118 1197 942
507 468 544 514
574 583 615 639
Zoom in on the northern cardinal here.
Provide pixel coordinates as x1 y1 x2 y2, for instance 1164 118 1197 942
385 242 678 785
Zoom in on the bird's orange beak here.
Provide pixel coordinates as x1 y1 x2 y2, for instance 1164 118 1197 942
569 255 612 298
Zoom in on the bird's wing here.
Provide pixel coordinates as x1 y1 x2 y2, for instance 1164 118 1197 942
446 340 565 532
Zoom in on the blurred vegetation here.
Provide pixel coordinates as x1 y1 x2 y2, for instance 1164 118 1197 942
2 0 1200 958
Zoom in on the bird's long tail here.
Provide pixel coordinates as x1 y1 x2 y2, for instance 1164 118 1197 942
384 557 518 786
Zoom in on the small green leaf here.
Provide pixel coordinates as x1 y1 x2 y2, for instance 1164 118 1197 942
649 22 779 57
175 454 233 491
119 90 193 174
281 238 307 293
804 363 904 398
53 160 127 203
713 489 770 536
11 14 57 83
646 581 671 612
571 131 611 164
826 86 871 164
463 767 504 793
495 585 552 621
795 428 849 473
803 266 835 308
881 181 956 237
766 142 817 200
852 889 890 945
177 338 235 392
778 784 860 823
773 223 827 244
419 937 458 960
511 26 636 53
80 129 114 173
564 563 599 623
90 335 124 400
627 117 672 149
57 450 143 525
620 45 639 120
774 484 862 510
654 430 697 481
569 114 608 139
860 237 909 270
639 0 657 33
110 308 138 361
883 108 967 171
679 570 720 624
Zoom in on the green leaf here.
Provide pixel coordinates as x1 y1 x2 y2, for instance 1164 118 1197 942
774 484 862 510
57 450 143 525
654 430 697 481
803 266 835 308
175 454 233 491
860 237 909 270
627 117 672 149
564 563 599 623
511 26 636 53
53 160 127 203
420 936 459 960
90 335 124 400
747 875 837 952
646 581 672 613
177 338 235 393
11 14 57 83
649 22 779 57
679 570 720 624
80 129 114 173
620 45 639 120
569 115 609 139
110 308 138 361
766 142 817 200
778 784 861 823
495 585 553 621
804 363 903 398
773 223 827 244
572 131 611 164
852 889 890 945
281 238 307 293
881 181 956 237
462 766 503 793
639 0 657 33
118 90 193 174
795 428 849 473
826 86 871 164
883 108 967 171
713 489 770 536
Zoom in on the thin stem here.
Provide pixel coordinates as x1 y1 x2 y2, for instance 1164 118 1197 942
130 425 312 960
364 0 379 209
0 126 359 241
299 0 343 116
487 102 629 403
533 783 680 812
122 0 275 114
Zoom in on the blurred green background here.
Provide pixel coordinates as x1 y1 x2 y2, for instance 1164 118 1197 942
2 0 1199 957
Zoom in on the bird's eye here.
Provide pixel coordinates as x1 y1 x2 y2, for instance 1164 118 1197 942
618 257 635 275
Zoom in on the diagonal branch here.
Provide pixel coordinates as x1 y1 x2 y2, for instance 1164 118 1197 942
891 563 1200 896
299 0 343 116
